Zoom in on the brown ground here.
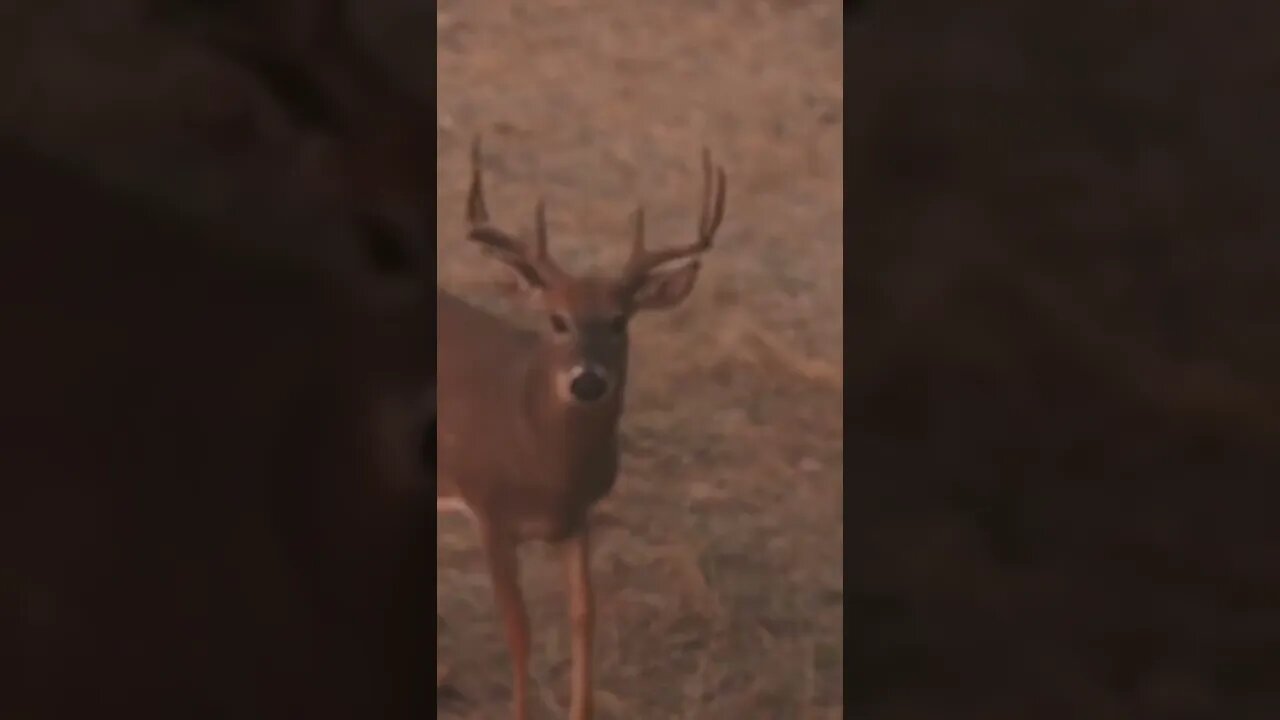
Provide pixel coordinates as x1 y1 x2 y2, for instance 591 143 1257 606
431 2 843 718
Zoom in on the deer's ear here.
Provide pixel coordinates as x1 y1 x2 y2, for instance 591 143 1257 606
629 261 701 312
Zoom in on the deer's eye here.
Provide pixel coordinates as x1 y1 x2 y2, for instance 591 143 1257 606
608 315 628 334
549 314 571 334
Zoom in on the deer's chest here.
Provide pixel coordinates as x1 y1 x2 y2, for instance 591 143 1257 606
486 458 618 543
436 408 620 542
501 449 618 542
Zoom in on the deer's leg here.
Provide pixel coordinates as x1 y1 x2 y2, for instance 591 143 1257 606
563 527 594 720
480 520 530 720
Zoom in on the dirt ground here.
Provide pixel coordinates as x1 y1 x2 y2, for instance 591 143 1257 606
432 2 843 718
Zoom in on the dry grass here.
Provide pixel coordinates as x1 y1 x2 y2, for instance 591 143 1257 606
430 1 843 717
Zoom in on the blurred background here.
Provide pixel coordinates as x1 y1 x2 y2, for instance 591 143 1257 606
850 1 1279 718
431 2 843 718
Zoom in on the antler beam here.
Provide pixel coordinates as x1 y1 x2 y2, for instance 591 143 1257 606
465 136 565 284
621 147 727 285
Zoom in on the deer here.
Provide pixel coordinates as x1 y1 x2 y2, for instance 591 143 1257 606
437 138 727 720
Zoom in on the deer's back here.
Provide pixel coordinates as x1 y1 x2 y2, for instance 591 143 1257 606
437 289 536 369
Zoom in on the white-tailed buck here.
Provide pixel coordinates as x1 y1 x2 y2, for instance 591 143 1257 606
438 139 728 720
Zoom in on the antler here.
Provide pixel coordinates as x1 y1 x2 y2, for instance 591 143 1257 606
466 137 565 286
621 147 727 286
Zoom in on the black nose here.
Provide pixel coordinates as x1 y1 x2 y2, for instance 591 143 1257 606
569 370 609 402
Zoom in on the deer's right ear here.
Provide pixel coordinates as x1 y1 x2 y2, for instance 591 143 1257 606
628 261 702 312
468 228 549 290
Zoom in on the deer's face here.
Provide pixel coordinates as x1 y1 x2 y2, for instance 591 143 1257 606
536 276 632 405
462 138 725 408
532 265 708 405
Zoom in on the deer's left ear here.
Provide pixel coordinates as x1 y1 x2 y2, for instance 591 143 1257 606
629 261 702 312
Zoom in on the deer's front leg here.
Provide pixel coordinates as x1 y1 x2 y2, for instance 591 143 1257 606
480 520 530 720
563 527 594 720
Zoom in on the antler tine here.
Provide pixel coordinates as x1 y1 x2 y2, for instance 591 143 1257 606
467 135 489 226
534 198 550 260
630 204 646 257
699 146 728 244
464 136 565 280
623 148 727 281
